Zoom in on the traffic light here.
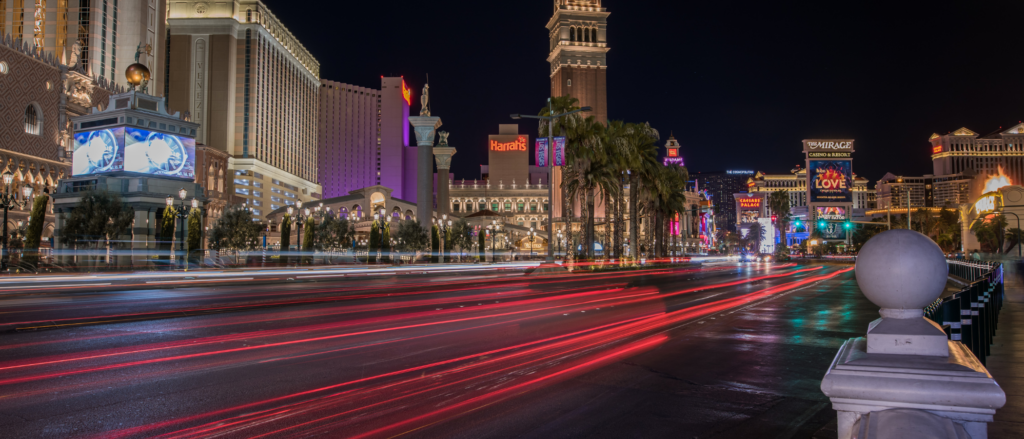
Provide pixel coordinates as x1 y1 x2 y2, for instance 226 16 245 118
844 221 852 230
771 215 777 222
793 219 802 228
818 220 827 229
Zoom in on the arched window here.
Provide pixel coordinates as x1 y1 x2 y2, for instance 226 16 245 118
583 28 590 43
24 105 41 135
592 28 597 43
569 27 576 42
246 9 252 22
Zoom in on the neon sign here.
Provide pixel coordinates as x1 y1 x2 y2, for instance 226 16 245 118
667 149 678 158
738 197 761 209
490 135 528 152
932 145 942 154
401 80 412 106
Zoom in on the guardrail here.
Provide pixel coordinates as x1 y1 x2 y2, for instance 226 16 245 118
924 260 1004 365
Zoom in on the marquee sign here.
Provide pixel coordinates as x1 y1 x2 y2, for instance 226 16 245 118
809 152 851 158
805 140 854 151
809 160 852 203
738 197 762 209
815 206 846 221
491 135 528 152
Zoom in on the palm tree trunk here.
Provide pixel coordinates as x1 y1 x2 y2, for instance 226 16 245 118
586 187 596 260
654 210 663 259
628 173 638 259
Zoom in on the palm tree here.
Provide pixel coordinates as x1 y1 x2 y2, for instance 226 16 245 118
745 222 766 254
617 123 659 259
767 190 790 250
563 116 610 260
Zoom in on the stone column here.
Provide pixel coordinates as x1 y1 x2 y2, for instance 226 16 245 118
433 136 456 217
409 116 442 230
820 229 1005 439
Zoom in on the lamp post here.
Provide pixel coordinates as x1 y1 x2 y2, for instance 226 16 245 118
556 229 563 260
528 227 536 259
511 102 592 264
435 214 450 263
294 200 305 254
0 171 32 271
488 219 501 263
165 188 189 268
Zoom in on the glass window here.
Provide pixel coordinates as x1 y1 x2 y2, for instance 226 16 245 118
271 204 280 210
24 105 40 135
543 202 549 212
479 202 486 211
234 178 249 186
453 202 460 212
251 199 263 206
253 182 263 188
271 196 282 203
517 203 525 212
504 202 512 211
491 202 499 211
530 203 537 213
251 209 262 216
253 190 263 198
235 188 250 195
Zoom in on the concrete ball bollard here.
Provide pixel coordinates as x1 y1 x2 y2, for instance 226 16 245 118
855 228 948 315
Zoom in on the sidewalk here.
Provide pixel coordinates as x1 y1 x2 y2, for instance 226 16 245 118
987 261 1024 437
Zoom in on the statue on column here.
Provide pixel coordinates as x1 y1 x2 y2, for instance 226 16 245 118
438 131 449 146
68 40 81 70
420 83 430 116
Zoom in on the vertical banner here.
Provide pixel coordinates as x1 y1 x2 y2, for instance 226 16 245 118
535 138 548 167
553 136 566 166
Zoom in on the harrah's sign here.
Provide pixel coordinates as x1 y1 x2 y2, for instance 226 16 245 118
490 135 528 152
804 139 854 152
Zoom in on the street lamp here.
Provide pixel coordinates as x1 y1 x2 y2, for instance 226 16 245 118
165 188 190 267
556 228 563 259
488 219 501 263
528 227 536 259
435 215 450 263
511 102 592 263
0 171 32 271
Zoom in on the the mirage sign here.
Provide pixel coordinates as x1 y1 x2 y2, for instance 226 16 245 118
803 139 855 153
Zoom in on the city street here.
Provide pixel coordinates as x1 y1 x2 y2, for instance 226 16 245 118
0 262 872 438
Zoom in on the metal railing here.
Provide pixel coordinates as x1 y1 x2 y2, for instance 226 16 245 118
924 260 1004 365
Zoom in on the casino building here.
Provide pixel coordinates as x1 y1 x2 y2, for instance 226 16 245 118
166 0 322 220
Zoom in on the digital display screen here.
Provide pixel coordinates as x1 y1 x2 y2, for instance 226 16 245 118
816 206 846 220
809 160 852 203
818 221 847 239
72 127 125 176
124 127 195 179
72 127 195 179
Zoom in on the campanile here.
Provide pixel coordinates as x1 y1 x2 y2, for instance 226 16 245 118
547 0 610 123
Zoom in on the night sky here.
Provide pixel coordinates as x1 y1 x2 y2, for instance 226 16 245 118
268 0 1024 185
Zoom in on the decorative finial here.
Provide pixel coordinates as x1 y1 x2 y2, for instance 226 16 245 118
125 63 151 90
437 130 449 146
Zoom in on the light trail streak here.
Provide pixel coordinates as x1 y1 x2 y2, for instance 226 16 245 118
93 266 851 438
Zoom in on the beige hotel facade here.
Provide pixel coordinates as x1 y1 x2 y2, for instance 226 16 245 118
166 0 321 218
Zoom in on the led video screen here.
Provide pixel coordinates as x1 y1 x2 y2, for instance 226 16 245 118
72 127 196 179
809 160 852 203
124 127 196 179
72 127 125 176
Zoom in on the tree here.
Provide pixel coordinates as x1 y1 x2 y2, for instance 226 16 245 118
369 221 381 263
767 190 791 251
186 207 202 265
280 214 292 252
431 224 440 263
478 228 486 261
302 218 314 264
58 191 134 267
745 222 766 254
207 205 264 264
395 220 428 260
21 194 49 268
381 220 391 263
445 219 473 262
160 205 177 261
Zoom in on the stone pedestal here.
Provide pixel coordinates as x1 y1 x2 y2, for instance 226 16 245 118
821 229 1006 438
822 338 1004 439
433 146 456 216
409 116 442 230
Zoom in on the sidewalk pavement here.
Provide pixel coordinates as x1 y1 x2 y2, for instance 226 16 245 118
987 261 1024 438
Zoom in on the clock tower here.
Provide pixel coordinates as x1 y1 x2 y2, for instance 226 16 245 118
547 0 610 124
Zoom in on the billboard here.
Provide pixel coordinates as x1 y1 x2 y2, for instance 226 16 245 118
124 127 196 179
758 217 775 254
809 160 852 203
72 127 195 179
818 221 846 240
738 197 761 210
815 206 846 221
72 127 125 176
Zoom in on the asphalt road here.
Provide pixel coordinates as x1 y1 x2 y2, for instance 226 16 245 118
0 262 871 438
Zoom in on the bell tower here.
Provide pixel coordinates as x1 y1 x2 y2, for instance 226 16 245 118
547 0 610 123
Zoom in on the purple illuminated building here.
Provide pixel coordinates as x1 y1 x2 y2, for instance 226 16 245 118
318 77 416 201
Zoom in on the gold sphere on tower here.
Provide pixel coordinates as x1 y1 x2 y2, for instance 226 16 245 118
124 63 151 88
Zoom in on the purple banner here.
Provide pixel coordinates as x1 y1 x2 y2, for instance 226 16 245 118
536 138 548 167
553 136 566 166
